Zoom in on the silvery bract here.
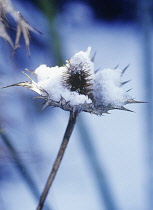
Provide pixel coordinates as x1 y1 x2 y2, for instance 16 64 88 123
6 47 141 115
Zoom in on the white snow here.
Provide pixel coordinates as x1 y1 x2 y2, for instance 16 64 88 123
34 48 93 106
35 65 66 100
34 48 130 108
66 46 94 74
94 68 130 107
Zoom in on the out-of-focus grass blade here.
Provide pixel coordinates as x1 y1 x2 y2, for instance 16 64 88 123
77 116 119 210
0 129 52 210
138 0 153 209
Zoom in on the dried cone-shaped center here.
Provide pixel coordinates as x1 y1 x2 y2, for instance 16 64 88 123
64 62 93 100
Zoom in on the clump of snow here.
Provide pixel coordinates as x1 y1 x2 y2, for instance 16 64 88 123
66 46 94 74
35 65 66 100
33 48 131 108
35 64 57 81
34 47 93 106
94 68 130 108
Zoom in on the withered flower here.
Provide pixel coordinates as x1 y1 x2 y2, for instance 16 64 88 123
5 47 141 114
4 47 143 210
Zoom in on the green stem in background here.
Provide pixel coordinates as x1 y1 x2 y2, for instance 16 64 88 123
36 111 78 210
77 116 119 210
36 0 63 66
0 130 51 210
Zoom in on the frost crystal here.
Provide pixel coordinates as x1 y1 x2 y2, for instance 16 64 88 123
5 47 141 115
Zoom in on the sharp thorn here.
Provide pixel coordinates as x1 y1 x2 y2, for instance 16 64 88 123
127 88 132 92
95 67 101 73
91 51 96 62
42 101 49 110
22 71 33 81
121 106 134 112
121 64 130 76
121 80 131 86
25 68 35 75
114 64 119 69
127 99 146 104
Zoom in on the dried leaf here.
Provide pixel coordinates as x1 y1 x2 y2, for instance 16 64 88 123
0 0 41 55
0 18 13 47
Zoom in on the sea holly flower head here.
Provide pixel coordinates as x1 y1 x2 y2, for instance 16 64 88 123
5 47 141 115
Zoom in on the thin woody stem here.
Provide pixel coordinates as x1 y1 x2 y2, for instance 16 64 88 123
36 111 78 210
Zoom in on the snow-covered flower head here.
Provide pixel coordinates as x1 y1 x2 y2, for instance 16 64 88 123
6 47 141 115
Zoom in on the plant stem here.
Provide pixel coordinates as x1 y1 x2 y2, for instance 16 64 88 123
36 111 78 210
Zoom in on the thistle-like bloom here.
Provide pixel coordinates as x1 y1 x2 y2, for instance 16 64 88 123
0 0 39 54
4 47 143 210
6 47 140 115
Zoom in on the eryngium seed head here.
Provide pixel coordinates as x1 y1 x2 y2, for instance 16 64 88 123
4 47 143 115
63 61 93 100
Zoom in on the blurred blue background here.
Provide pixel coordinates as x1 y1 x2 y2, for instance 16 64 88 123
0 0 152 209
